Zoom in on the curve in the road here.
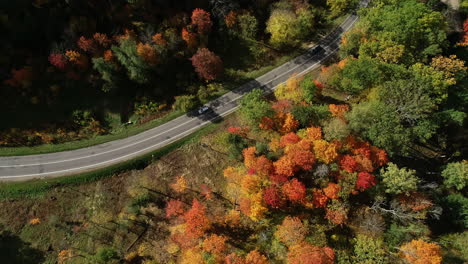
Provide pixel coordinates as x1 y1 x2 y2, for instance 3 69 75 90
0 1 368 181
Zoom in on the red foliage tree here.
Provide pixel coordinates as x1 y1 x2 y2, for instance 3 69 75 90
191 8 213 34
190 48 223 81
263 185 285 209
312 189 328 208
339 155 358 173
228 126 249 137
269 173 289 184
77 36 96 53
272 99 293 113
165 199 186 218
356 172 376 191
93 33 111 47
48 53 68 70
280 132 301 147
282 178 306 203
184 199 211 238
287 242 335 264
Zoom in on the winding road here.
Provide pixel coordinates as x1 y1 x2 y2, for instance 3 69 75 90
0 1 368 181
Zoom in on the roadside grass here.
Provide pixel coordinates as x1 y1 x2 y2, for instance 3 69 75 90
0 13 349 157
0 121 221 199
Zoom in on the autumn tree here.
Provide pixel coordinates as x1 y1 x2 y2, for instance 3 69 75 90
245 250 268 264
399 240 442 264
287 242 335 264
282 178 306 203
190 48 223 81
182 27 198 49
77 36 96 53
356 172 376 191
48 53 68 70
203 234 227 256
275 74 303 103
274 216 308 247
191 9 213 35
263 185 285 209
165 199 186 218
313 140 338 164
171 176 188 193
184 199 211 238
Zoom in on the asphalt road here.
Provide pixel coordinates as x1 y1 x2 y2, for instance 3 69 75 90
0 2 368 181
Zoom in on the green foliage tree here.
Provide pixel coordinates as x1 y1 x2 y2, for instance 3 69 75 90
378 79 436 125
112 39 152 84
347 101 411 155
327 0 357 17
441 161 467 191
384 222 431 250
438 193 468 232
379 162 419 195
95 247 119 264
266 9 300 48
239 89 273 126
353 235 389 264
238 13 258 40
323 118 350 141
345 0 447 64
92 57 121 92
173 95 199 112
300 74 318 104
339 57 386 93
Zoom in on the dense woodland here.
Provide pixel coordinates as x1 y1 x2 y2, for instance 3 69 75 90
0 0 467 263
0 0 353 147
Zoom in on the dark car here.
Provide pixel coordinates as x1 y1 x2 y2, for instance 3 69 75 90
310 45 324 55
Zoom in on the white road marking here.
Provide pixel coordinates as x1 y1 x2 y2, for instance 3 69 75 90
0 13 361 179
0 15 357 169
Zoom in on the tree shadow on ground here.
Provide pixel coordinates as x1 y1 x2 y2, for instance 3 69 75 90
0 229 45 264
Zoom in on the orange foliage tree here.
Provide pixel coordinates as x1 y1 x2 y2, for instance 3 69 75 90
287 242 335 264
183 199 211 238
313 140 339 164
274 216 308 247
203 234 228 256
399 240 442 264
328 104 349 120
245 249 269 264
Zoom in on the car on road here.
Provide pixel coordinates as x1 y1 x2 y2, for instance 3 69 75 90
197 106 212 115
310 45 324 55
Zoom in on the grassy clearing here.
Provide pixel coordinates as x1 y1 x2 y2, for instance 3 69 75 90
0 121 221 199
